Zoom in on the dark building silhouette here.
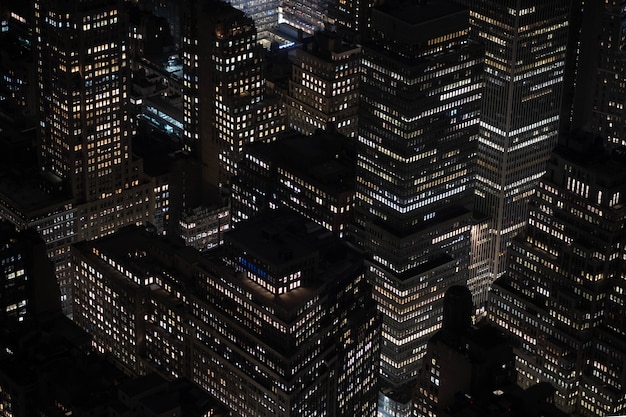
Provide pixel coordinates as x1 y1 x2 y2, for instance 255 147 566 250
489 134 626 416
560 1 626 150
414 286 516 416
0 1 36 123
0 221 61 326
415 286 568 417
142 0 183 48
0 318 228 417
326 0 378 43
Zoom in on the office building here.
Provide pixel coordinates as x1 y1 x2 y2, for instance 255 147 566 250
279 0 325 35
178 204 230 251
228 0 278 43
353 1 482 403
182 0 283 195
72 210 380 416
232 129 355 235
36 0 141 204
286 31 360 138
455 0 570 305
24 0 155 314
488 134 626 416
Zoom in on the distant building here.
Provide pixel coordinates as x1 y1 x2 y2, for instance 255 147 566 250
279 0 325 35
232 129 355 237
71 210 380 416
286 31 360 138
228 0 278 43
489 135 626 416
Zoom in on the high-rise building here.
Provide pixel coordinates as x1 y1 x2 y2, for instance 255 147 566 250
28 0 154 314
72 210 380 417
286 31 360 138
353 0 483 406
488 134 626 416
455 0 570 305
182 0 283 196
228 0 278 43
35 0 137 204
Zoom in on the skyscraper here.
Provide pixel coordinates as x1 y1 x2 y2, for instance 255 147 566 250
228 0 278 43
457 0 570 305
26 0 153 314
35 0 138 204
488 135 626 416
353 0 483 404
182 0 283 196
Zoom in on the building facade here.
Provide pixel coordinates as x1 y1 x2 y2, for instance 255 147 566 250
71 210 380 417
232 130 355 237
286 31 360 138
353 1 482 398
182 0 283 195
27 0 154 315
456 0 570 305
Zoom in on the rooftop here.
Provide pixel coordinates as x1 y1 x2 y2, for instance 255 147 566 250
246 130 356 194
377 0 466 25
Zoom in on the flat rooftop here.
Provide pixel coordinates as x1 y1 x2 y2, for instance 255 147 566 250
246 130 356 194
